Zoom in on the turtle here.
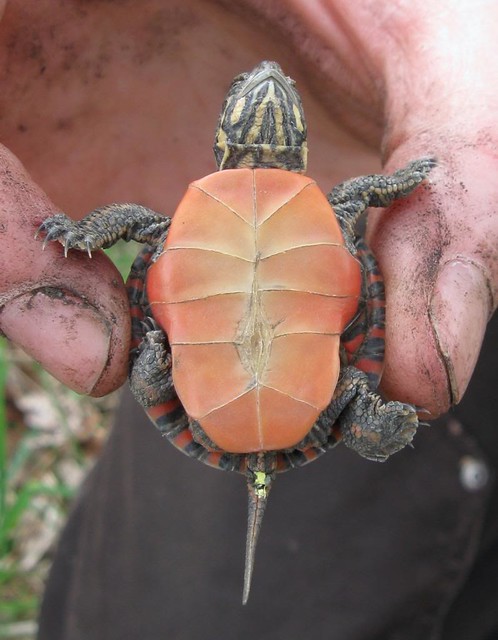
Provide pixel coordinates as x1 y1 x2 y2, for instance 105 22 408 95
38 60 435 604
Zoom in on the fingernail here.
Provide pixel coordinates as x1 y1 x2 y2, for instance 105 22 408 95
429 259 491 404
1 288 111 394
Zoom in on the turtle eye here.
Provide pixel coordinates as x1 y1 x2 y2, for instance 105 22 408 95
231 72 249 87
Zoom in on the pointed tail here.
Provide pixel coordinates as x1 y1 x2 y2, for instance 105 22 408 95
242 453 276 605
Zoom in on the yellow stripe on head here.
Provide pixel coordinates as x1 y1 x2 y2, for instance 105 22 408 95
214 61 308 172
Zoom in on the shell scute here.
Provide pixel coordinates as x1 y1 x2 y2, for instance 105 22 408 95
190 169 255 226
258 244 360 297
262 290 357 336
256 178 344 257
171 342 252 420
148 248 253 303
199 386 320 452
262 333 340 408
252 169 315 226
165 184 254 261
151 293 247 344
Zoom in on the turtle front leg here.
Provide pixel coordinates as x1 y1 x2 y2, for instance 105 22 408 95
37 203 170 256
326 366 419 462
328 157 436 250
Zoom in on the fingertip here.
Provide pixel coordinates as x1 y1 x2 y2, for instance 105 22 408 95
379 257 492 417
429 258 491 405
0 286 130 396
379 307 451 419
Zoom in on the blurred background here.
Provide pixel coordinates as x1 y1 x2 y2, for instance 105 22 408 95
0 242 138 640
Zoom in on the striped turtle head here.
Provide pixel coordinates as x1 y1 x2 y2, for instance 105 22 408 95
214 61 308 172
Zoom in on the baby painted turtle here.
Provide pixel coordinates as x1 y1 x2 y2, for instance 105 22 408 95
38 61 435 603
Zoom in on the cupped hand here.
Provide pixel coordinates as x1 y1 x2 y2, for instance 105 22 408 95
292 1 498 415
341 2 498 415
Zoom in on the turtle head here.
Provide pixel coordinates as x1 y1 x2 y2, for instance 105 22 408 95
242 452 277 605
214 61 308 172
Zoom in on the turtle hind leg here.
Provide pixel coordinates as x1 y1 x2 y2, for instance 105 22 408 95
127 246 247 474
129 325 176 408
326 366 419 462
127 245 175 409
37 203 171 255
131 334 245 472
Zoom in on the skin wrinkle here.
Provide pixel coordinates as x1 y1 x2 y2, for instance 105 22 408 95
429 257 493 404
291 0 384 102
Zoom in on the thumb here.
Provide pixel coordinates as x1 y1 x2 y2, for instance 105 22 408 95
369 150 495 416
0 144 130 396
364 2 498 415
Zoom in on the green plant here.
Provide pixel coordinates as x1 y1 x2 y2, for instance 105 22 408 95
105 240 140 280
0 338 7 559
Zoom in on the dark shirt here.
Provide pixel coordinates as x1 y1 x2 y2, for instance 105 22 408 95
38 314 498 640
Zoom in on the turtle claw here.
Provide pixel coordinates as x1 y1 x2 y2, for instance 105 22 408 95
140 316 160 333
402 157 437 181
414 405 432 415
35 219 53 241
63 232 83 258
41 227 63 250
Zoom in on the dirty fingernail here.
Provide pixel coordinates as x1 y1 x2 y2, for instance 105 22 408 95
429 259 490 404
1 288 111 394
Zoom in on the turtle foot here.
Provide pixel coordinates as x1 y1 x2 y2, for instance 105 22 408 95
340 394 419 462
129 328 175 408
38 203 171 256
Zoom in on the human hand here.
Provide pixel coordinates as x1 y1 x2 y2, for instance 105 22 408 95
290 1 498 416
0 144 130 396
1 0 496 416
367 3 497 416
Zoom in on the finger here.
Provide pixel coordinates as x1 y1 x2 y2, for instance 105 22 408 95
369 147 496 417
0 144 130 396
344 2 498 416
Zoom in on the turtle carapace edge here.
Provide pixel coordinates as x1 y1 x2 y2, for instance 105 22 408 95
38 60 436 604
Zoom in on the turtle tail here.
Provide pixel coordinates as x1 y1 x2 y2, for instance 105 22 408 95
242 452 277 605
